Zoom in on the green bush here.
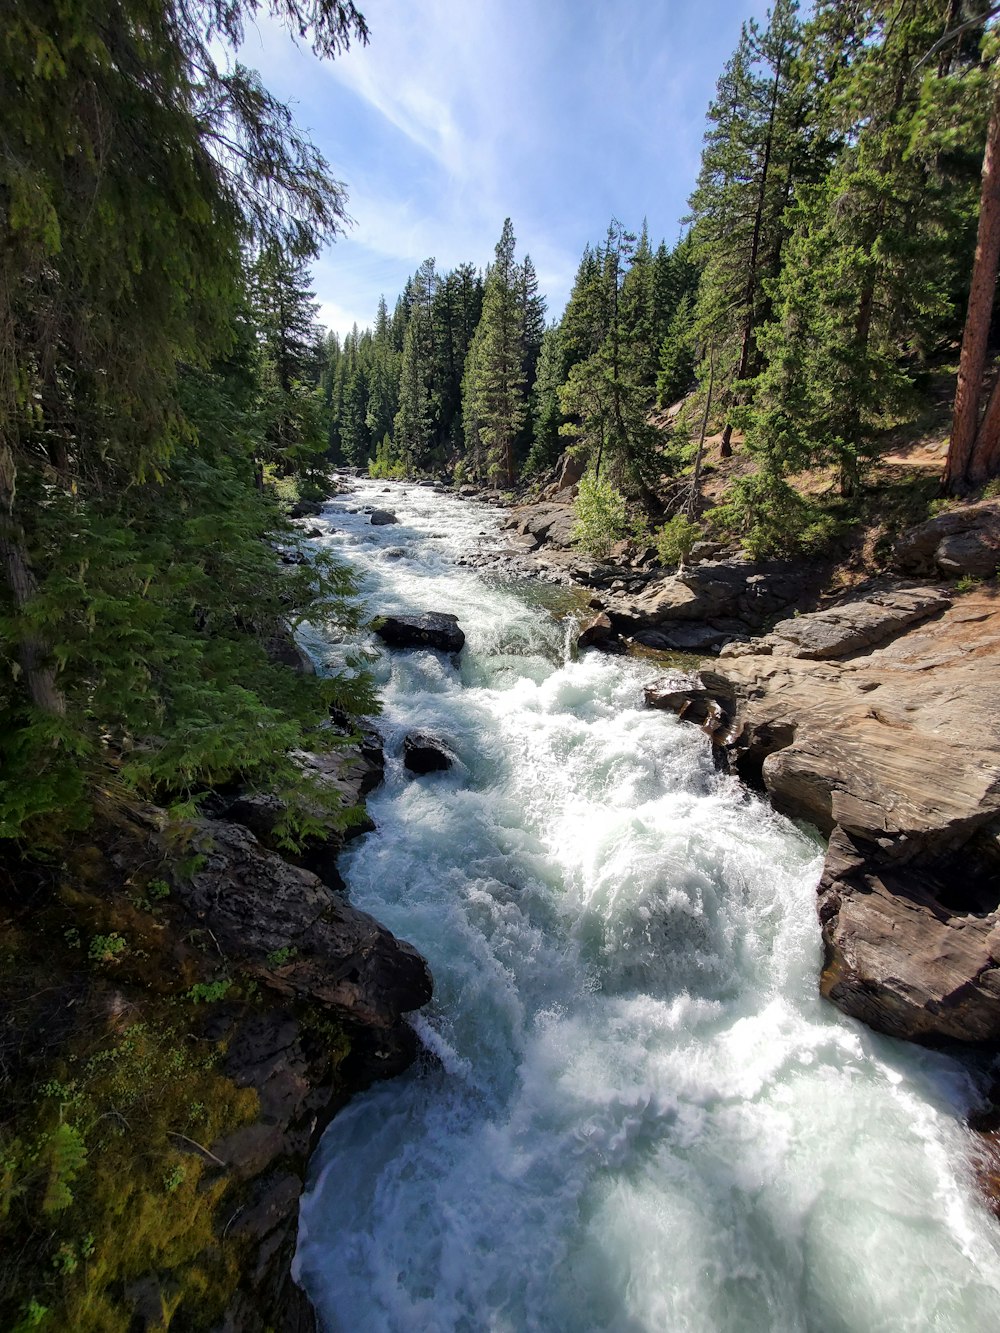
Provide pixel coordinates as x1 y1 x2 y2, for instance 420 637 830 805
711 470 840 559
572 473 629 560
654 514 701 569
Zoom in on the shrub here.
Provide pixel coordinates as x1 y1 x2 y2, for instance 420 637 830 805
572 473 629 560
654 514 701 569
711 471 840 559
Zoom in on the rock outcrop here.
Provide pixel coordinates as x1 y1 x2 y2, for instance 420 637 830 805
576 612 625 653
374 612 466 654
647 586 1000 1045
895 499 1000 578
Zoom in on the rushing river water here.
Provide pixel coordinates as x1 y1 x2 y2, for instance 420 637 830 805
295 480 1000 1333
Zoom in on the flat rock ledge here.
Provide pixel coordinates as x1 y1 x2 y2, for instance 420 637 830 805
646 585 1000 1046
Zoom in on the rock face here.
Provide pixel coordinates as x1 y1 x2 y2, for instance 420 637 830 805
175 820 432 1031
818 828 1000 1043
647 586 1000 1045
403 733 455 774
739 586 952 660
370 509 399 526
895 499 1000 578
374 612 466 654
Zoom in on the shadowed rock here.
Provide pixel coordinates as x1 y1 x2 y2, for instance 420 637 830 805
896 499 1000 579
370 509 398 526
374 612 465 653
403 733 455 774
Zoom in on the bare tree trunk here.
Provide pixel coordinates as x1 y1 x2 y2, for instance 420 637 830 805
0 442 65 715
945 69 1000 492
686 348 715 519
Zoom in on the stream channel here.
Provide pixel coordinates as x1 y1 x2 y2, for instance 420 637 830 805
294 479 1000 1332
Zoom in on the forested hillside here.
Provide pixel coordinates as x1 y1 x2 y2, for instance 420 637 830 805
315 0 1000 552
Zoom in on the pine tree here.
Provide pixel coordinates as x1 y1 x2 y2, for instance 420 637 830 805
557 220 660 497
750 0 987 494
688 0 808 456
462 219 529 486
393 259 438 471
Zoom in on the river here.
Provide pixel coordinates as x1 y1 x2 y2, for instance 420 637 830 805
294 479 1000 1333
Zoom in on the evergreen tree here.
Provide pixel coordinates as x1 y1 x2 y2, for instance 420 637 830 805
251 245 327 476
462 219 529 485
393 259 438 470
688 0 808 455
525 325 567 476
558 220 660 497
750 0 987 493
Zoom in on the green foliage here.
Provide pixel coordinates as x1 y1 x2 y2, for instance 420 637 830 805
572 473 630 560
186 979 232 1004
654 514 702 568
711 470 841 558
368 435 408 480
463 219 532 486
88 934 127 966
955 574 983 593
266 946 298 967
41 1124 87 1215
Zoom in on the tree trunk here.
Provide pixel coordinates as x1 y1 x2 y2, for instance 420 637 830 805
945 68 1000 493
722 48 785 465
0 443 66 715
686 348 715 519
971 370 1000 483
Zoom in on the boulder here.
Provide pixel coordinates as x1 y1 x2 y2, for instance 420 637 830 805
289 499 323 519
370 509 399 526
895 499 1000 578
644 670 736 743
403 733 455 774
553 451 585 493
576 612 625 653
374 612 465 654
264 625 315 677
513 504 577 550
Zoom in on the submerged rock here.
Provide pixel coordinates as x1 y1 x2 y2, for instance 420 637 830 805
374 612 465 654
403 733 455 774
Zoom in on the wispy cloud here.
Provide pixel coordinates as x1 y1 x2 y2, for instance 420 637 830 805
244 0 771 336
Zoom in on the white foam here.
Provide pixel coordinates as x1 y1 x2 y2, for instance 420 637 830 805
296 480 1000 1333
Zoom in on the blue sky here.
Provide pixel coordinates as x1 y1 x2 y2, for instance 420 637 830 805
242 0 771 337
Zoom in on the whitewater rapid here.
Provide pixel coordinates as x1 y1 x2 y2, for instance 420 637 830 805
295 479 1000 1333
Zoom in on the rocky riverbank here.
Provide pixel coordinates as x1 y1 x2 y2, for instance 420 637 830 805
444 475 1000 1052
0 695 433 1333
